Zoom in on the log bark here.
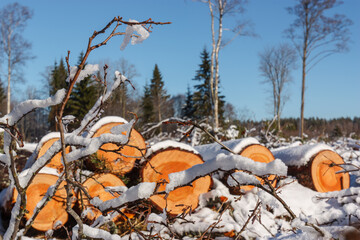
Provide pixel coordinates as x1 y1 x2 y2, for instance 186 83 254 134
288 150 350 192
142 147 212 216
78 173 126 222
11 173 72 232
92 122 146 175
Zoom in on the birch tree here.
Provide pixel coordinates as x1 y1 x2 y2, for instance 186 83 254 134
0 3 33 114
204 0 251 131
259 43 297 131
285 0 352 138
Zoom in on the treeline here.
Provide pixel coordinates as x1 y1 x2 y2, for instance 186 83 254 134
242 117 360 141
0 48 236 142
0 49 359 143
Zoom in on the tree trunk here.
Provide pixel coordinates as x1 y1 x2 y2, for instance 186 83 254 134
299 7 309 139
300 55 306 138
213 1 224 130
7 53 11 114
277 92 281 131
209 0 215 112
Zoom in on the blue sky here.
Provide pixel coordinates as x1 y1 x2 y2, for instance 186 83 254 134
0 0 359 121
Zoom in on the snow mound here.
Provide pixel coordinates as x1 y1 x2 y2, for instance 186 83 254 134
145 140 199 158
194 137 260 161
86 116 128 137
272 143 333 167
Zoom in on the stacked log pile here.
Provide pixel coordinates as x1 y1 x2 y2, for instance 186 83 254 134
1 117 350 234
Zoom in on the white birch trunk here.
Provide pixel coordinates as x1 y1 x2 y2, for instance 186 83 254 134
6 33 11 114
208 0 216 109
213 0 225 130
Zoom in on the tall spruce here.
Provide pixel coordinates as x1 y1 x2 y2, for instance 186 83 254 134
193 48 225 124
66 52 98 123
0 79 6 116
181 86 195 119
141 82 154 125
150 64 170 123
48 59 68 131
193 48 212 120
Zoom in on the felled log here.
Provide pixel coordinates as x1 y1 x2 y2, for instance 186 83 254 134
88 117 146 175
272 144 350 192
11 172 72 232
37 133 70 173
142 141 212 216
195 138 277 192
79 173 126 221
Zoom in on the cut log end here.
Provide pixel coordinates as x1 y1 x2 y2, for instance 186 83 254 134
288 150 350 192
12 173 72 232
92 122 146 175
38 137 70 173
79 173 126 221
234 144 276 193
142 148 212 216
311 150 350 192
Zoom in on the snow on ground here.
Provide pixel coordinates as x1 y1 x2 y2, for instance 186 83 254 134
1 136 360 239
149 137 360 239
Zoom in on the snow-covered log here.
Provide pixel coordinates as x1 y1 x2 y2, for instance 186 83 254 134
272 144 350 192
87 117 146 175
195 138 277 192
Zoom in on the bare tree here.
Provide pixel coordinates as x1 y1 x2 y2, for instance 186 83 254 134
99 58 140 118
259 43 297 131
204 0 252 131
115 58 139 117
285 0 352 138
0 3 33 114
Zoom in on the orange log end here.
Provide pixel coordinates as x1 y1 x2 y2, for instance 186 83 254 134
142 148 211 216
311 150 350 192
79 173 126 221
38 137 70 173
92 122 146 175
12 173 72 232
238 144 277 191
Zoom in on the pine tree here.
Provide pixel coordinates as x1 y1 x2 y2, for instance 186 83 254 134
193 48 225 124
192 48 213 121
48 59 68 131
66 52 98 124
140 82 154 125
150 64 170 123
66 77 97 120
181 86 195 119
0 79 6 116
